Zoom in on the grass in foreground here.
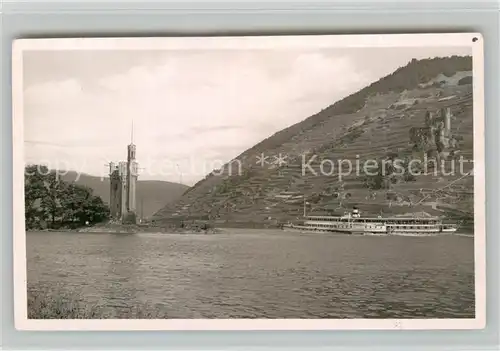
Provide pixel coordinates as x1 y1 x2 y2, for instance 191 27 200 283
27 288 170 319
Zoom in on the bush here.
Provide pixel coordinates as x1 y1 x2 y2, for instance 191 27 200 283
25 165 109 229
458 76 473 85
28 289 100 319
27 288 171 319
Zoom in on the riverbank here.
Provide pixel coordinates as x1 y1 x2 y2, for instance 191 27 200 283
27 222 222 235
78 223 221 234
27 287 170 319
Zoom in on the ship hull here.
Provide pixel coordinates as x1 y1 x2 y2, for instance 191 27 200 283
283 223 457 236
283 207 457 236
282 224 386 235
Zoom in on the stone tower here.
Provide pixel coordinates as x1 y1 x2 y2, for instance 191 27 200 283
439 107 452 149
126 139 138 214
109 161 128 220
108 125 139 224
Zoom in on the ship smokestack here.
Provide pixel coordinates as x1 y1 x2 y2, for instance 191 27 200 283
352 207 360 218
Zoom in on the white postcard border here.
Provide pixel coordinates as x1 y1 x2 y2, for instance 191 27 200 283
12 33 485 331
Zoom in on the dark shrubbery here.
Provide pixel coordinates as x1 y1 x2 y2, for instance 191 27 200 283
25 165 109 230
363 156 417 190
458 76 473 85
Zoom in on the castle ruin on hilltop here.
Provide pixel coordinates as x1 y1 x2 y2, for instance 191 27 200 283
409 107 458 162
107 128 139 224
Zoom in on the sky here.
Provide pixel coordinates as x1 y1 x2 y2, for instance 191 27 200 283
23 43 471 185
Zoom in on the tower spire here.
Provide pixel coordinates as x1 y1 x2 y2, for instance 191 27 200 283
131 120 134 144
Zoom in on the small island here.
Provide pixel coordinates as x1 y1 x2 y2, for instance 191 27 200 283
24 133 220 236
77 221 221 234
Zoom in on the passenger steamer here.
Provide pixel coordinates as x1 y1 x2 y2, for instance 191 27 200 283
283 207 457 236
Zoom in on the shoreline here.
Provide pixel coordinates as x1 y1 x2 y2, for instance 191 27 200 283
27 224 223 235
26 227 473 236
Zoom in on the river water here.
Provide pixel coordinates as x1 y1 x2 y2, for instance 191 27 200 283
26 230 475 318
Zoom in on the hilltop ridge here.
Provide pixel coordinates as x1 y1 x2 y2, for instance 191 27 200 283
152 56 474 228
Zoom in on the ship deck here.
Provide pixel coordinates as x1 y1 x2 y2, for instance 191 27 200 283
305 216 442 224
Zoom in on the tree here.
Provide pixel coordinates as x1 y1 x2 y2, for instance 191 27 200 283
24 165 110 229
25 165 50 229
61 182 109 226
86 196 109 223
40 171 64 227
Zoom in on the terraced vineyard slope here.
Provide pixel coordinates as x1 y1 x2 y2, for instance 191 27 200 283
152 56 475 228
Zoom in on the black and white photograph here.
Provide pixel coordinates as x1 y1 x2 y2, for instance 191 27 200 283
12 33 485 330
